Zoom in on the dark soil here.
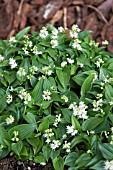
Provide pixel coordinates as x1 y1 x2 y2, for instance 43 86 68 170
0 154 53 170
0 0 113 169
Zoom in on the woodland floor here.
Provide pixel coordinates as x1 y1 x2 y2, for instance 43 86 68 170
0 0 113 169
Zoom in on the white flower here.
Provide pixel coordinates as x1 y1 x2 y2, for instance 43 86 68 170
70 25 80 38
63 134 67 139
102 40 108 45
0 55 4 61
50 39 58 48
58 26 64 33
6 115 14 125
72 24 81 32
72 39 82 50
42 90 51 100
29 66 38 74
9 58 17 69
69 101 88 119
12 131 19 142
51 28 58 39
104 160 111 170
111 127 113 133
50 140 61 150
46 138 51 143
9 37 17 43
40 162 46 166
28 41 33 47
42 66 53 76
53 114 61 127
24 93 31 104
66 125 78 136
95 58 104 67
63 141 71 153
61 61 67 67
67 58 74 64
70 31 78 39
93 99 103 111
61 95 68 102
17 68 26 76
7 94 13 104
39 27 48 39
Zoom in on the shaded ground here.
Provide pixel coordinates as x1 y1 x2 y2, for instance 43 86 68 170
0 0 113 52
0 155 53 170
0 0 113 169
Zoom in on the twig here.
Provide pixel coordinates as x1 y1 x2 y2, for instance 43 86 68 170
63 7 67 28
86 5 108 24
17 0 24 15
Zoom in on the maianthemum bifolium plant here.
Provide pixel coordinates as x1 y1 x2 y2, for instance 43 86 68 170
0 24 113 170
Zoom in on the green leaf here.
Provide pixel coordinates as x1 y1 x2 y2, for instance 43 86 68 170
82 117 104 131
53 157 64 170
27 136 40 148
34 153 46 163
75 153 91 168
43 78 51 90
72 73 86 86
23 112 37 127
0 127 11 146
0 95 7 113
56 68 70 90
16 27 30 40
38 116 50 132
46 48 57 60
81 73 95 96
9 124 36 140
71 115 81 130
86 155 102 167
99 143 113 160
90 160 105 170
64 152 79 166
31 79 43 103
42 146 51 161
71 136 84 149
105 84 113 101
11 141 23 156
78 30 93 39
0 148 9 160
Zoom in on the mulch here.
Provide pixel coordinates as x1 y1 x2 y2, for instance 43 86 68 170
0 0 113 52
0 0 113 169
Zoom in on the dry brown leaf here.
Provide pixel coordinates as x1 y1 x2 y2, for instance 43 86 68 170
50 10 63 25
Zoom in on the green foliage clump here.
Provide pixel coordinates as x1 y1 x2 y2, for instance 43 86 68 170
0 24 113 170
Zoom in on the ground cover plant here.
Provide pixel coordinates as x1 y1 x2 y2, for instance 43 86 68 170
0 25 113 170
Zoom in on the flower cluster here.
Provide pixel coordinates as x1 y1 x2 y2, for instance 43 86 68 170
43 128 54 143
66 125 78 136
104 160 113 170
42 90 51 100
12 131 19 142
50 140 61 150
39 27 48 39
72 39 82 50
7 94 13 104
17 67 26 76
9 58 17 69
18 89 31 104
69 101 88 119
93 99 103 111
6 115 14 125
42 66 53 76
70 24 81 38
63 141 71 153
53 114 61 127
